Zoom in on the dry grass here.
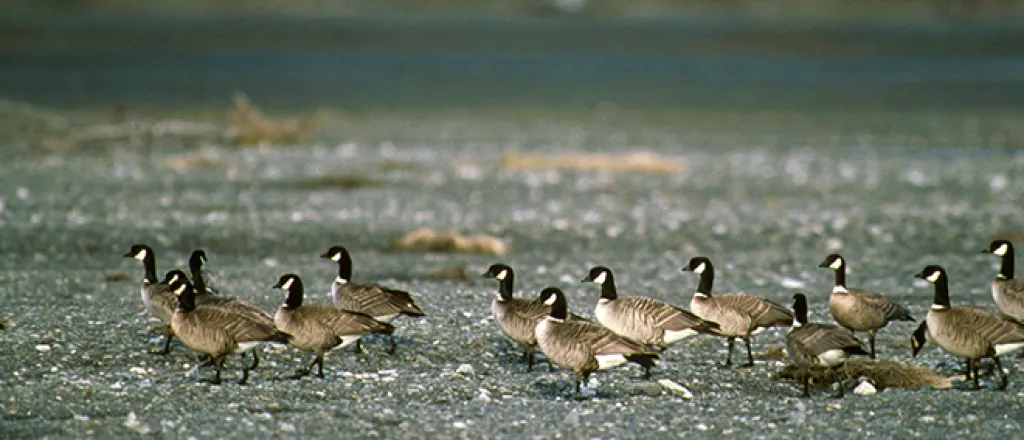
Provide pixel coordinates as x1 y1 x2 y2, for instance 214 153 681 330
388 228 508 256
778 358 953 391
224 91 315 146
499 151 687 174
420 265 472 282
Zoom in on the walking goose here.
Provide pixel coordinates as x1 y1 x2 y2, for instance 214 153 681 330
818 253 914 358
534 287 659 399
321 245 424 353
915 265 1024 390
982 240 1024 321
123 244 178 354
166 274 290 385
273 274 395 378
482 263 587 371
581 266 720 350
681 256 793 367
786 293 869 398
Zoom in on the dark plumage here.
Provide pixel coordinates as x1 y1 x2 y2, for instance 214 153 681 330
682 257 793 367
982 240 1024 322
124 244 177 354
534 287 659 399
166 274 289 385
818 253 914 359
482 263 587 371
915 265 1024 390
273 274 395 378
786 293 869 398
581 266 719 350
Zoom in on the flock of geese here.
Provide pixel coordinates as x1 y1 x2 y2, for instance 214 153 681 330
123 239 1024 399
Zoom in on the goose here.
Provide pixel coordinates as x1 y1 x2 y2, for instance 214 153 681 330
272 274 395 378
166 274 290 385
187 249 221 295
982 240 1024 321
786 293 869 398
911 321 928 358
534 287 659 399
123 244 178 354
914 265 1024 390
681 256 793 367
818 253 914 358
580 266 720 350
165 269 274 369
321 245 424 353
482 263 587 371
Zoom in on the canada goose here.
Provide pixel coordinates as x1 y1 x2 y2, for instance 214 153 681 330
786 293 869 398
187 249 221 295
911 321 928 358
123 244 177 355
982 240 1024 321
166 274 290 385
534 287 659 399
580 266 720 350
915 265 1024 390
273 273 395 378
681 256 793 367
482 263 587 371
817 253 914 359
320 245 424 352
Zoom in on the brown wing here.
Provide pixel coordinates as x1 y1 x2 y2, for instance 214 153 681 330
952 307 1024 346
849 288 914 321
335 282 425 317
617 297 718 333
198 296 274 327
716 294 793 328
791 323 866 356
195 307 287 344
296 305 394 336
563 321 650 356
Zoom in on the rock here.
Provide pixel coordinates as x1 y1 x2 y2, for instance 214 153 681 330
456 364 474 375
634 382 662 397
124 412 152 435
853 381 877 396
657 379 693 399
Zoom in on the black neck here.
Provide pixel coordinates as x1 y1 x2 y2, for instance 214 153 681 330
498 273 514 301
793 296 808 325
932 276 951 308
550 291 568 320
283 279 304 309
336 253 353 281
178 280 196 312
832 265 847 288
188 259 206 293
599 275 618 301
142 253 158 284
999 247 1015 280
696 265 715 297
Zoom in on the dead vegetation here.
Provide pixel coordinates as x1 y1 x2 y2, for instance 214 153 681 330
388 228 508 256
419 265 472 282
498 151 687 174
777 359 953 391
224 91 315 146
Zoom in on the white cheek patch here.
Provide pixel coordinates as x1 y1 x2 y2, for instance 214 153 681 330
134 249 147 261
926 271 941 283
829 258 843 270
169 273 181 284
281 278 294 290
331 253 341 262
495 269 507 281
543 294 558 306
174 284 187 295
592 271 607 284
693 262 706 274
994 243 1008 256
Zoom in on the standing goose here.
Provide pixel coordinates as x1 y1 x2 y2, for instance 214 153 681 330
580 266 720 350
534 287 659 399
915 265 1024 390
786 293 869 398
320 245 425 353
123 244 178 354
911 321 928 358
818 253 914 359
187 249 221 295
681 256 793 367
166 274 290 385
982 240 1024 321
273 274 395 378
482 263 587 371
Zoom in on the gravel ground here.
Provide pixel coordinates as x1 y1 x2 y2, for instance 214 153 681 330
2 109 1024 439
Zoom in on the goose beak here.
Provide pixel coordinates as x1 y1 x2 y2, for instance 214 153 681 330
816 261 829 268
122 252 133 258
318 252 331 259
912 271 925 279
981 248 992 254
481 272 493 279
580 275 592 283
680 267 690 272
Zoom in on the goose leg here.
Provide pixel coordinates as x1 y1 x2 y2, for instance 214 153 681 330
153 328 174 355
202 357 223 385
801 368 811 398
963 359 973 381
388 335 397 355
238 356 250 385
315 354 326 379
289 355 320 379
525 346 535 372
867 330 877 359
993 356 1008 390
722 337 735 368
249 350 260 370
741 336 755 367
643 363 652 380
574 374 582 400
967 358 980 390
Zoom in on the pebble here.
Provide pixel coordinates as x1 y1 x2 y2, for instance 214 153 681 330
456 364 474 375
278 422 296 432
853 381 877 396
35 344 51 352
658 379 693 399
124 412 152 435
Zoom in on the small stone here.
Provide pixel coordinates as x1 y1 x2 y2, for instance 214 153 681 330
124 412 152 435
658 379 693 399
635 382 662 397
456 364 474 375
695 423 709 431
920 415 936 423
853 381 877 396
278 422 296 432
35 344 51 352
563 409 581 426
453 421 467 429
